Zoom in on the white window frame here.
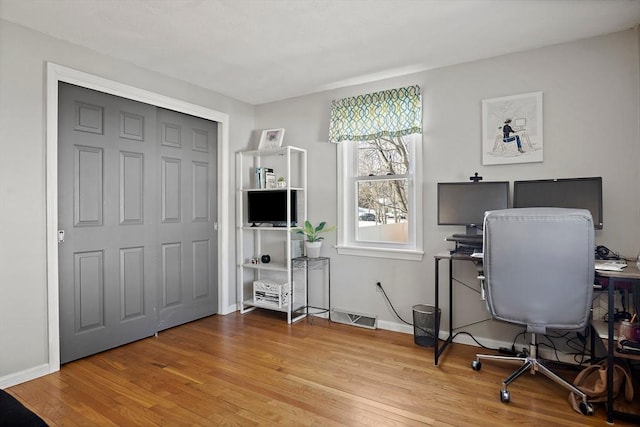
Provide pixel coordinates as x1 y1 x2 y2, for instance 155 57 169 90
336 134 423 261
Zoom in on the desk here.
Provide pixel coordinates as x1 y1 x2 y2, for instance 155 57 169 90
437 243 640 419
596 262 640 424
433 251 482 365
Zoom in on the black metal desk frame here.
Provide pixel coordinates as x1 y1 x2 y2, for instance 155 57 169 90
437 242 640 421
434 235 483 366
434 251 481 366
597 263 640 424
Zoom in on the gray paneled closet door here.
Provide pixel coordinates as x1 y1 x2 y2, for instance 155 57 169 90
58 83 218 363
155 107 218 331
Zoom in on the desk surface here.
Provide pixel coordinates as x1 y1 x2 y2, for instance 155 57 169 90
437 251 640 279
595 261 640 279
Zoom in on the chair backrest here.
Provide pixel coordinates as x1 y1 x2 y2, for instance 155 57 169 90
483 208 594 334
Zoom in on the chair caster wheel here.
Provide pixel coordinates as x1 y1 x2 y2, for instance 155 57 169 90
579 401 594 416
500 389 510 403
471 360 481 371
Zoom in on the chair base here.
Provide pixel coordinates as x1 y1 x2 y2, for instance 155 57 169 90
471 338 594 415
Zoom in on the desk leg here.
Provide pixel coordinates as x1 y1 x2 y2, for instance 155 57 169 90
448 259 453 346
327 259 331 315
434 257 440 365
434 257 454 366
606 280 614 424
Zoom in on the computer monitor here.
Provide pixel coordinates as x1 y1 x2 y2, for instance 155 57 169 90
247 190 298 226
513 177 603 229
437 181 510 236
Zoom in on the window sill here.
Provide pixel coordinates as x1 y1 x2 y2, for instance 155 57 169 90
335 245 424 261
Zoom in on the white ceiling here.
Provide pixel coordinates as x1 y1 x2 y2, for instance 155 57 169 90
1 0 639 105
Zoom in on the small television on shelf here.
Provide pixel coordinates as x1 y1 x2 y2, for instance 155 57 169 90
513 177 603 229
437 181 510 237
247 190 297 227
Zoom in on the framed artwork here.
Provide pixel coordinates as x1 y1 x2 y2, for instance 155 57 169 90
482 92 543 165
258 128 285 150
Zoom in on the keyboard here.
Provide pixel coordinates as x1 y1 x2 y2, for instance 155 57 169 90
451 246 482 256
450 247 471 255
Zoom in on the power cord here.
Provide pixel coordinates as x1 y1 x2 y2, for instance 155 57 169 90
379 276 597 365
375 282 413 327
378 280 591 361
376 281 499 351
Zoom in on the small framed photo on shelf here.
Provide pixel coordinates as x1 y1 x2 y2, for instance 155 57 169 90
258 128 285 150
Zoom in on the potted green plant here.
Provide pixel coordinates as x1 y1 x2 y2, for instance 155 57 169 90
294 220 335 258
277 176 287 188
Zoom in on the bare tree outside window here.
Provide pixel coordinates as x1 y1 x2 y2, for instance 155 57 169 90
356 136 411 243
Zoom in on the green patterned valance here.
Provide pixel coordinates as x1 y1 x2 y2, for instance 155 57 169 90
328 85 422 143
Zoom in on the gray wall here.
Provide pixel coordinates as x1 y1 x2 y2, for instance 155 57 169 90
255 29 640 343
0 19 253 384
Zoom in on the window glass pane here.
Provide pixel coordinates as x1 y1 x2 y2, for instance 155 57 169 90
357 179 408 243
357 137 410 177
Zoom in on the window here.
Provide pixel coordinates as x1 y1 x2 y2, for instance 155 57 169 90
330 86 423 260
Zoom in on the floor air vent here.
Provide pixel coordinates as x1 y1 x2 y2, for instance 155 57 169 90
330 309 377 329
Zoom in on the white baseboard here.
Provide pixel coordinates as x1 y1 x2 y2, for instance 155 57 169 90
375 321 582 365
0 363 51 389
376 319 515 350
221 303 238 315
376 319 413 334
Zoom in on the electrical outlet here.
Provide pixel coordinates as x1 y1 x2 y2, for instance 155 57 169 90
375 281 382 292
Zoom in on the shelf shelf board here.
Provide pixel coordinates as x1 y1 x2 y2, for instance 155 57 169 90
592 319 640 360
240 226 297 231
243 298 305 313
239 146 306 157
239 187 304 192
241 263 288 271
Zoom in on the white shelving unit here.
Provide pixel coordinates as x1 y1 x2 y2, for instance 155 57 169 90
236 146 307 323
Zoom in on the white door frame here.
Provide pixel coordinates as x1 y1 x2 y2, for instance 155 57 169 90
45 62 230 372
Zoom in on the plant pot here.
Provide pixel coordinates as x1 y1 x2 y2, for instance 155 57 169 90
304 241 322 258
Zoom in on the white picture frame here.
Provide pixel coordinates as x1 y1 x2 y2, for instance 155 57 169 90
482 92 543 165
258 128 285 150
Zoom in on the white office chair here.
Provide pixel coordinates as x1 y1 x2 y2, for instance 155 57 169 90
471 208 595 416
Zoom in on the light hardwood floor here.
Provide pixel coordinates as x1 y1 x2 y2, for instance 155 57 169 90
6 310 640 426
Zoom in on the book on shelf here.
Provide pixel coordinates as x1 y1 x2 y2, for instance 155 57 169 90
254 167 263 188
254 167 275 189
265 168 276 189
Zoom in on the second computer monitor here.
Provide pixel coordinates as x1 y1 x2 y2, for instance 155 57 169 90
513 177 603 229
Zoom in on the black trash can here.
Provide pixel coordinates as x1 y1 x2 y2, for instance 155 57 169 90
412 304 441 347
